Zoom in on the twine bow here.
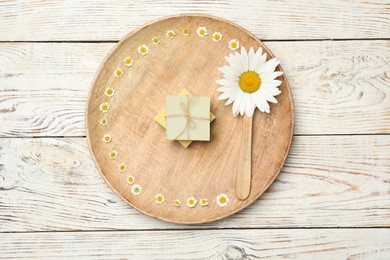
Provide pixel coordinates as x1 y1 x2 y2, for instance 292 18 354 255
166 96 209 140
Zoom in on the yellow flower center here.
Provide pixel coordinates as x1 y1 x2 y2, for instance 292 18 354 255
183 28 189 34
219 197 226 204
128 177 133 182
104 136 110 141
154 38 158 43
157 196 163 202
189 199 194 204
115 70 121 76
239 71 261 93
110 152 116 157
101 119 107 124
231 42 237 48
101 104 108 110
168 32 173 37
120 165 125 170
140 47 146 53
106 89 112 95
214 34 220 40
125 58 131 64
200 29 205 35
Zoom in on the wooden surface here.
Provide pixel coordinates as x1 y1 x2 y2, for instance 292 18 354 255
1 0 389 258
86 15 293 224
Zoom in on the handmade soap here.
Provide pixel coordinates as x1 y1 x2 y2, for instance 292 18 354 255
154 89 215 148
166 95 210 141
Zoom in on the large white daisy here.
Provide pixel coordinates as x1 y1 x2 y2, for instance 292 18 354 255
216 47 283 117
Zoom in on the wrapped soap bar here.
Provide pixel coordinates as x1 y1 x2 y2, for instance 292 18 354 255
166 95 210 141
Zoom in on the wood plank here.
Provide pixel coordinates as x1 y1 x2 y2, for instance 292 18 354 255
0 0 389 41
1 229 390 259
0 135 389 232
0 40 389 136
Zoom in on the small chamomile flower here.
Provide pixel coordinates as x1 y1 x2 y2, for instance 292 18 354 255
104 87 114 97
138 45 149 56
108 150 118 159
127 175 135 184
155 194 164 204
196 26 208 37
114 68 123 78
186 197 197 208
166 30 175 39
131 184 142 195
102 134 112 143
212 32 222 42
216 193 229 207
174 199 182 207
100 118 108 126
123 57 133 67
99 102 109 113
119 163 127 173
183 28 190 36
200 199 209 207
152 36 160 45
228 39 240 50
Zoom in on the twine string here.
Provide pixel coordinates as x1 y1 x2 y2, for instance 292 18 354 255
166 96 209 140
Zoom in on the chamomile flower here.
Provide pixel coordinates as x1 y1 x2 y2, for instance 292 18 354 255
152 36 160 45
114 68 123 78
228 39 240 51
200 198 209 207
123 57 133 67
138 45 149 56
216 47 283 116
102 134 112 143
119 163 127 173
212 32 222 42
183 28 190 36
174 199 182 207
131 184 142 195
100 118 108 126
216 193 229 207
108 150 118 159
99 102 109 113
104 87 115 97
166 30 175 39
155 194 164 204
127 175 135 184
186 197 197 208
196 26 208 37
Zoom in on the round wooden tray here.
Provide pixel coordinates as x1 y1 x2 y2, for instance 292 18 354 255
86 14 294 224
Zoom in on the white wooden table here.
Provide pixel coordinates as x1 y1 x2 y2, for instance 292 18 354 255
0 1 389 259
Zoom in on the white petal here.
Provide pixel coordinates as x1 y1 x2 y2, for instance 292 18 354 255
234 52 245 72
260 88 278 103
218 66 241 77
218 91 232 100
232 92 243 116
240 47 248 71
261 71 283 82
258 58 280 74
254 53 267 72
248 47 256 71
261 79 282 88
225 88 241 105
253 91 270 113
225 54 242 72
261 84 281 96
216 79 237 88
240 93 250 116
245 94 255 117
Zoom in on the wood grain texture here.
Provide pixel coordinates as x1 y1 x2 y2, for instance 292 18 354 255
0 135 389 232
1 229 390 259
85 14 294 224
1 40 389 137
0 0 389 41
236 116 252 200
